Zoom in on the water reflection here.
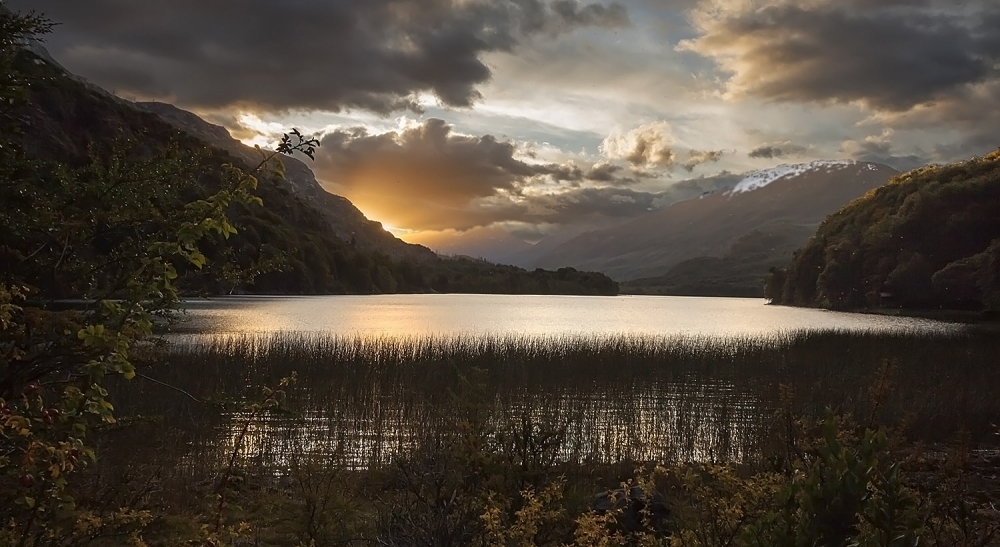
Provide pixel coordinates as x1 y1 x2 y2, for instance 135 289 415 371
212 381 766 471
176 295 962 340
114 307 993 485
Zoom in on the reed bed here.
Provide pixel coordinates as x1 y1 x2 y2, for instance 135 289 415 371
105 328 1000 482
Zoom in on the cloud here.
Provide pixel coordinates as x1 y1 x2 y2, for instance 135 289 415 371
871 78 1000 162
841 129 929 171
681 0 1000 112
17 0 629 113
309 118 744 231
600 122 722 172
682 149 724 171
512 173 742 226
601 122 677 167
748 142 808 159
311 118 646 230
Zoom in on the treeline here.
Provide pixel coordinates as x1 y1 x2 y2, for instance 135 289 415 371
766 149 1000 311
2 49 617 298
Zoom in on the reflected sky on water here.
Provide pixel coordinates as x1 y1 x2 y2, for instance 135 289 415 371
176 294 961 339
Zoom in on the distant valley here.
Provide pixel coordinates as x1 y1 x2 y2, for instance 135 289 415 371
415 161 898 296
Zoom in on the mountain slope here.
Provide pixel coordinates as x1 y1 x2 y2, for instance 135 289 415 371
768 149 1000 311
530 160 898 283
138 101 433 261
622 221 818 296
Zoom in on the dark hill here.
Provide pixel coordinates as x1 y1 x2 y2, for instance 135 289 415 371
767 149 1000 312
137 101 432 261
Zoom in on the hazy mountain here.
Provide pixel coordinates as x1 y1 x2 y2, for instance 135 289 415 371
405 226 532 263
138 102 434 262
529 160 899 283
503 221 631 269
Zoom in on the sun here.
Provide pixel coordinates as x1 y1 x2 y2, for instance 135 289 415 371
379 223 414 237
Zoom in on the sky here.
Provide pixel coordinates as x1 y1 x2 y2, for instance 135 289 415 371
12 0 1000 242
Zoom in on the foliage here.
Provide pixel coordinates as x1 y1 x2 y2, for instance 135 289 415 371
768 149 1000 311
742 415 923 547
0 8 323 544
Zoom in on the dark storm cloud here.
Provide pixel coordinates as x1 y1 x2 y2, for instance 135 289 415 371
14 0 629 113
311 119 643 230
683 0 1000 112
748 142 808 159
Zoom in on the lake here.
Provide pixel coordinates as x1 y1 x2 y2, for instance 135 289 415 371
112 294 993 473
175 294 961 338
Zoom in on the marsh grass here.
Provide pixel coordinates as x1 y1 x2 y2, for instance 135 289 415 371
102 328 1000 484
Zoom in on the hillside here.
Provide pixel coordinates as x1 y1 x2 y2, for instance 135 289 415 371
767 149 1000 312
2 47 617 297
622 222 818 297
138 102 432 261
530 161 898 288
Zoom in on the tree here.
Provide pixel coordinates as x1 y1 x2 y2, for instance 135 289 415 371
764 267 787 302
0 9 319 542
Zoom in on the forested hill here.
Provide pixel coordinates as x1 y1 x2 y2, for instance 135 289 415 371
766 149 1000 312
137 101 432 262
2 47 618 297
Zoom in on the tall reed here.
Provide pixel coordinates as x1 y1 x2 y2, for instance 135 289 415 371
104 329 1000 484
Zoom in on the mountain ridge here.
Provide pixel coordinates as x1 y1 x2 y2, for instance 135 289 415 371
529 160 899 284
137 101 435 262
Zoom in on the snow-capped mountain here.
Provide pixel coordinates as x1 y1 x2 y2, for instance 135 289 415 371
527 160 899 284
729 160 872 194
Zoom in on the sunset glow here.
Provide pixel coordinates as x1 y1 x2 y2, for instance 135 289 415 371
19 0 1000 246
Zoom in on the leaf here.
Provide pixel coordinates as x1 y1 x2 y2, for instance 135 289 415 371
188 250 207 269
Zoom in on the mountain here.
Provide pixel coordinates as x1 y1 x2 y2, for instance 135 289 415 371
621 222 820 297
404 226 532 263
767 149 1000 312
528 160 899 289
503 220 633 269
5 44 618 296
137 102 433 262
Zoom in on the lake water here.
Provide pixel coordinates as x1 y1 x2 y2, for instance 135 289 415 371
176 294 960 339
142 294 977 469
